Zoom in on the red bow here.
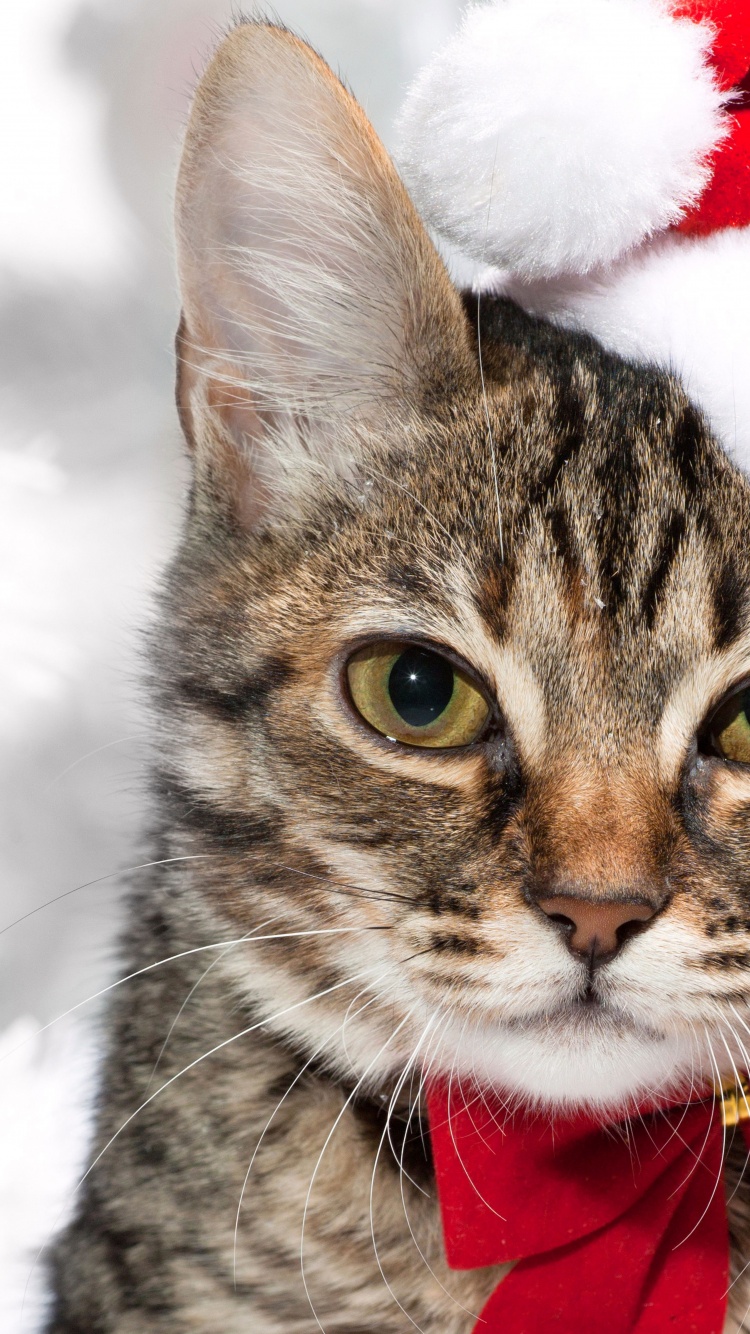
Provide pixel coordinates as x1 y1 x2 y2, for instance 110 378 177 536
427 1080 750 1333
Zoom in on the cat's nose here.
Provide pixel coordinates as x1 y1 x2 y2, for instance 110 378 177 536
537 896 658 960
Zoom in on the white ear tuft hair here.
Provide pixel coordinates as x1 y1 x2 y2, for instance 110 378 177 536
175 22 473 527
397 0 728 280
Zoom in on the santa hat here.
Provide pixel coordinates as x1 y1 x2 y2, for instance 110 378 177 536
397 0 750 467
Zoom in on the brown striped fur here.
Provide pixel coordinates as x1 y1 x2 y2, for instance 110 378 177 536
49 20 750 1332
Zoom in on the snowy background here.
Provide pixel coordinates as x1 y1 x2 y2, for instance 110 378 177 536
0 1 466 1327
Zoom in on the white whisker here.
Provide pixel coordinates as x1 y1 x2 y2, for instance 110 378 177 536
144 915 284 1091
21 965 386 1319
299 1004 417 1333
1 924 385 1068
395 1010 484 1321
668 1028 725 1252
366 1015 440 1333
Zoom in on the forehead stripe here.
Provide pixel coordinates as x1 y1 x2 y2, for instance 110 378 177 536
641 510 686 630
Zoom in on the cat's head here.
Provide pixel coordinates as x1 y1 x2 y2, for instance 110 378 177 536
164 20 750 1112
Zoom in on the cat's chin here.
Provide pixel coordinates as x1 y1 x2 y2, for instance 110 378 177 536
440 1003 699 1112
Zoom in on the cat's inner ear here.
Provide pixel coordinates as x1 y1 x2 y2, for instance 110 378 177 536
175 21 475 527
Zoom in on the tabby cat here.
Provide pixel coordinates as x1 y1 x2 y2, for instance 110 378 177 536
48 19 750 1332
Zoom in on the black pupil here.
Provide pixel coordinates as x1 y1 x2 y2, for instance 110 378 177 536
388 648 455 727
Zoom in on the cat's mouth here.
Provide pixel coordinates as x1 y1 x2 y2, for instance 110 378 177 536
443 995 689 1110
505 995 664 1042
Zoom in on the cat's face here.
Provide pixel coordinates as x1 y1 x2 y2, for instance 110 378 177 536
166 21 750 1112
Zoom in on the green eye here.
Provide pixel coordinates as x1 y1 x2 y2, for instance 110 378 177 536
346 642 490 749
707 686 750 763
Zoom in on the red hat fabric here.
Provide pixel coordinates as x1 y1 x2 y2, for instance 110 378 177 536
676 0 750 233
397 0 730 280
674 0 750 90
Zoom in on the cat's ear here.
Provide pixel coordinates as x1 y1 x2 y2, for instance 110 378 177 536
175 21 475 527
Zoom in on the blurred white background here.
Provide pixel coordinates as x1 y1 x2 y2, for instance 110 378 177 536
0 5 468 1323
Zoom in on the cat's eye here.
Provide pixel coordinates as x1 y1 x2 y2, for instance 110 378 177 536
345 642 490 749
704 684 750 764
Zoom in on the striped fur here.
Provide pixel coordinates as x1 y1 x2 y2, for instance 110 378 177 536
49 21 750 1332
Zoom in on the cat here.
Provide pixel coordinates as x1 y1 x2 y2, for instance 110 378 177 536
47 18 750 1332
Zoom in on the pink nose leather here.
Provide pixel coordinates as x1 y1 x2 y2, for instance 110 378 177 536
538 896 657 957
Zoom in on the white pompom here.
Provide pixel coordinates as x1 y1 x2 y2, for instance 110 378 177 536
397 0 727 280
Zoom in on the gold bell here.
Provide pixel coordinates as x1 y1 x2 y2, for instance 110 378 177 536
715 1073 750 1128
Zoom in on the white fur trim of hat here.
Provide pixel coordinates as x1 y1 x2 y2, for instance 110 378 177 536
397 0 750 467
